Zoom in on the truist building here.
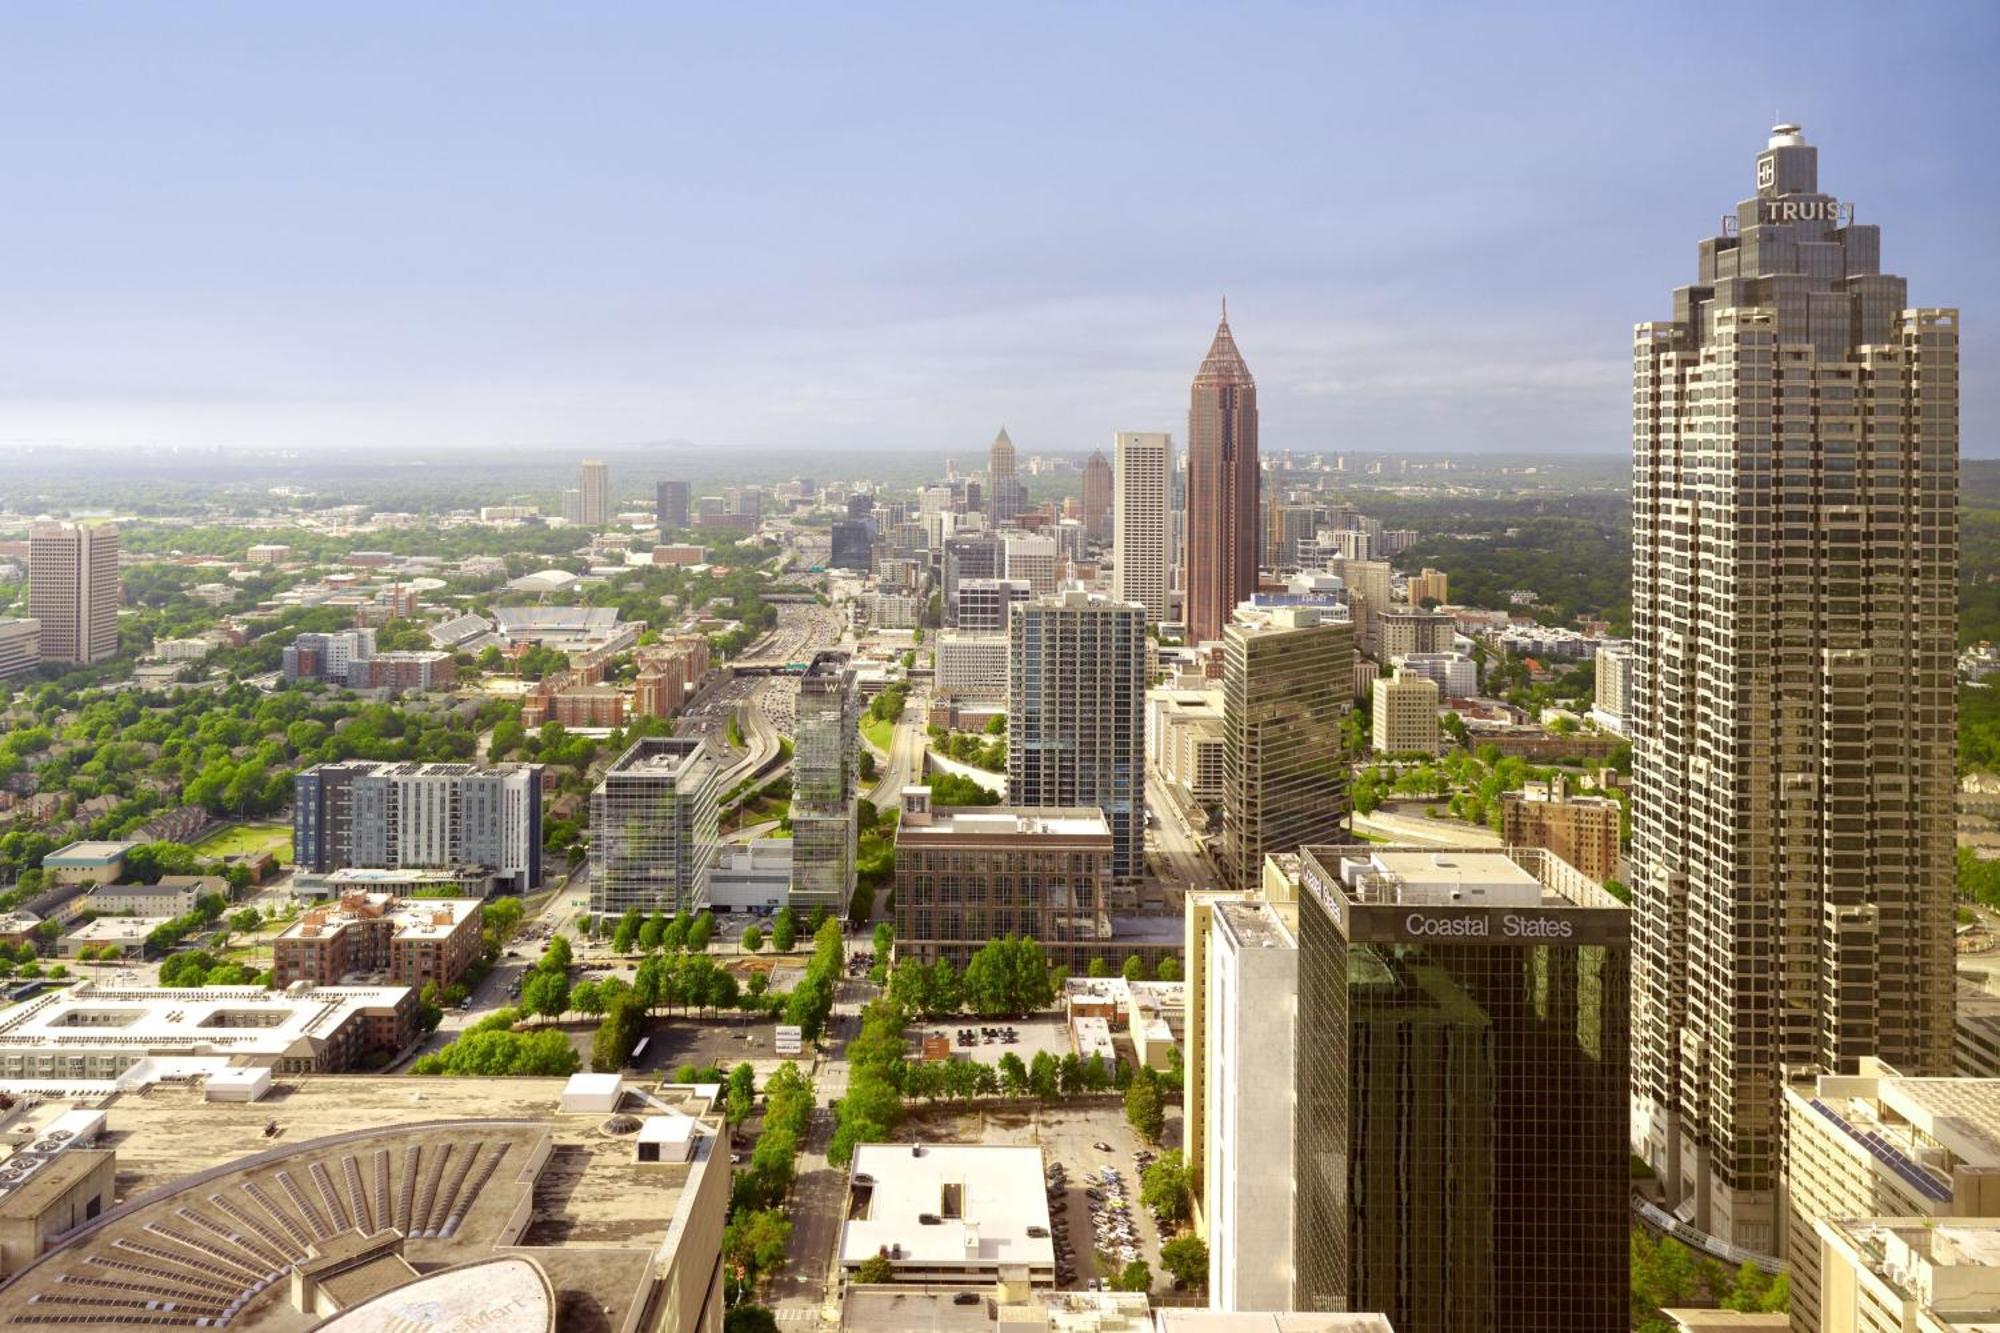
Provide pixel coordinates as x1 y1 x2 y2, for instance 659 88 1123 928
1292 844 1630 1332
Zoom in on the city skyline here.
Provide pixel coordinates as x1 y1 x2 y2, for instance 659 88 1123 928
1 6 1992 458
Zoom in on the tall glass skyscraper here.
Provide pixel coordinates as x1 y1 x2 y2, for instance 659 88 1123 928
1293 845 1630 1332
791 652 859 914
1628 125 1958 1250
1184 306 1259 645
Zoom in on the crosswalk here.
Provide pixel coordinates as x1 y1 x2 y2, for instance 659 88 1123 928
772 1308 822 1326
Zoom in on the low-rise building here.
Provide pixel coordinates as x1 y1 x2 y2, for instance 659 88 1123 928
0 619 40 680
840 1142 1055 1285
81 881 201 919
57 916 168 958
273 893 486 992
708 839 793 914
1389 651 1478 701
40 842 132 888
0 1077 728 1332
0 983 419 1080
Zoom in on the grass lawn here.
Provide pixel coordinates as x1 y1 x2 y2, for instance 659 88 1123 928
192 822 296 866
860 716 894 752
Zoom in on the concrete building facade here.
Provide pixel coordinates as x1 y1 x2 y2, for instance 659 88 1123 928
1113 431 1173 625
28 522 119 666
1370 667 1440 756
1007 591 1147 881
1629 125 1958 1250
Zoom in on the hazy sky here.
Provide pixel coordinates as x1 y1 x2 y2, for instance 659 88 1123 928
3 3 1994 458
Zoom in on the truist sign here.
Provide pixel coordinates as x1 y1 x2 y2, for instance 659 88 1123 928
1760 198 1853 226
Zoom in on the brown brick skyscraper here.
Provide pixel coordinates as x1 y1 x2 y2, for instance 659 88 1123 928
1183 304 1259 644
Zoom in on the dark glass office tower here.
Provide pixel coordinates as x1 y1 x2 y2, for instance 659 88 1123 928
656 479 691 531
1293 845 1630 1332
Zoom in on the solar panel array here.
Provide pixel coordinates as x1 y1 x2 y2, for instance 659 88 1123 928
1809 1098 1954 1204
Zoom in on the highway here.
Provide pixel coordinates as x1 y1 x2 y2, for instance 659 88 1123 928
864 687 930 807
1354 805 1502 847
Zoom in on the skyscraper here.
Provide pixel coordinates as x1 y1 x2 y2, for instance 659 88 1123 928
986 426 1027 524
1081 449 1113 544
1007 590 1147 881
1184 306 1259 644
1112 431 1171 624
1221 605 1355 891
589 737 720 916
580 459 611 527
791 652 859 914
29 521 120 665
1629 125 1958 1250
657 479 691 531
1294 844 1631 1331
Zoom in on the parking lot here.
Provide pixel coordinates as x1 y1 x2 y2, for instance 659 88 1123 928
892 1102 1180 1295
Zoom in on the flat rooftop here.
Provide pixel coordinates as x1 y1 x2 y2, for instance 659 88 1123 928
897 806 1111 843
1820 1217 2000 1326
0 983 412 1054
1793 1065 2000 1204
0 1075 716 1332
1154 1315 1397 1333
1305 843 1623 912
45 840 132 864
606 736 710 776
841 1142 1053 1270
1214 898 1296 951
278 893 482 943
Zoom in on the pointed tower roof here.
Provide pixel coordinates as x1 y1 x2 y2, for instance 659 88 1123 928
1194 300 1254 387
993 426 1013 449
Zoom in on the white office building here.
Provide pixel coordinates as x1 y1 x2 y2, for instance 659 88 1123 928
1112 431 1172 624
935 634 1010 700
1205 898 1299 1311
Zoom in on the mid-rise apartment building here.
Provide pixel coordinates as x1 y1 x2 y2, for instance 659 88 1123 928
1629 125 1957 1249
1370 666 1439 755
1220 605 1354 892
1498 774 1623 883
588 737 719 917
1007 591 1147 881
1389 651 1478 700
1372 608 1455 661
892 788 1111 969
791 653 858 915
1591 639 1634 734
1293 845 1630 1331
1405 567 1449 606
1112 431 1172 625
273 893 485 993
29 522 119 666
292 762 543 893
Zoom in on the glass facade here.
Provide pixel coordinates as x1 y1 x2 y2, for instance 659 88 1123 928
1294 847 1630 1332
588 738 720 916
791 654 858 913
1221 611 1354 890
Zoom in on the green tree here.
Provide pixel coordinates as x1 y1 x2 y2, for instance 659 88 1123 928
723 1209 793 1289
997 1051 1029 1096
1160 1235 1208 1289
521 969 570 1023
1125 1068 1165 1143
1112 1259 1152 1293
1155 957 1181 982
1028 1050 1060 1101
1140 1150 1191 1226
570 979 605 1018
741 924 764 953
1087 956 1111 979
726 1062 757 1124
772 908 797 953
639 912 666 952
855 1254 895 1284
689 911 715 953
724 1308 780 1333
590 994 647 1072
